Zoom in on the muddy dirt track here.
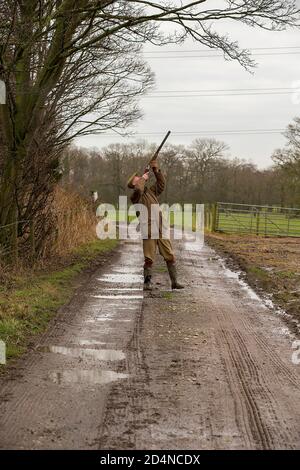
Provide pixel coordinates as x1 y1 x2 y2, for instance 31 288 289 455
0 236 300 449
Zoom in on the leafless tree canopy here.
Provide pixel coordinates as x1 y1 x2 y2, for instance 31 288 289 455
61 138 284 207
272 117 300 205
0 0 299 253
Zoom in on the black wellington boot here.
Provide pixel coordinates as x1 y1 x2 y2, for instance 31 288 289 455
167 262 184 290
143 266 153 291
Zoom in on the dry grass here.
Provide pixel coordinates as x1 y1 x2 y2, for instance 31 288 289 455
0 187 98 281
44 186 97 257
0 188 118 364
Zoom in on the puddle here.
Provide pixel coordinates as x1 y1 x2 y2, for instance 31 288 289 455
89 303 130 309
92 295 143 300
97 274 143 283
49 346 125 361
49 369 129 386
112 267 142 274
85 319 116 326
89 318 132 323
86 313 115 320
103 287 143 291
215 255 300 336
220 261 261 302
77 340 107 346
184 241 203 251
263 295 300 335
274 326 295 339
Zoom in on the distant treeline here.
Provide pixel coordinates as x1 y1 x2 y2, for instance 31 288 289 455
61 134 300 208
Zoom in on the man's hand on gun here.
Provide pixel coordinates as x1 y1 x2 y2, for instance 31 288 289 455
142 172 149 182
144 160 158 178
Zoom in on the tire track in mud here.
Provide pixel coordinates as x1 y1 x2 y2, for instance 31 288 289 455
1 237 300 449
212 290 299 447
226 321 299 447
187 243 300 449
217 326 275 449
187 248 300 389
99 236 300 449
213 304 293 448
180 248 275 448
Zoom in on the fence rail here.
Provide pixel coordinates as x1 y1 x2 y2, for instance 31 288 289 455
212 202 300 237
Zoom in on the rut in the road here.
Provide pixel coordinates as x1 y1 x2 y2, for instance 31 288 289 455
99 239 300 450
1 239 300 450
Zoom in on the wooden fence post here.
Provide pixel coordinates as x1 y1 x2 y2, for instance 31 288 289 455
256 210 260 235
212 203 218 232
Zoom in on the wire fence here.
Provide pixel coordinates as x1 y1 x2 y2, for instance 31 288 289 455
212 202 300 237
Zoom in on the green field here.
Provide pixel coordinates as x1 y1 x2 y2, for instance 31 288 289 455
103 208 199 232
216 210 300 237
98 203 300 238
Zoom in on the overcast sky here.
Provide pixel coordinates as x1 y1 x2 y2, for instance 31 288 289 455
77 4 300 169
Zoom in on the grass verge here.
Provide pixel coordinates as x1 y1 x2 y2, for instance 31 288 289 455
0 238 118 365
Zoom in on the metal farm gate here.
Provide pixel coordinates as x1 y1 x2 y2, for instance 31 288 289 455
214 202 300 237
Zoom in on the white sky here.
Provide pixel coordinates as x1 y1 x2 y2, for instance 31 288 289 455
77 4 300 169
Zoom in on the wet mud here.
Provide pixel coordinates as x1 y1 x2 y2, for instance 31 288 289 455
1 237 300 449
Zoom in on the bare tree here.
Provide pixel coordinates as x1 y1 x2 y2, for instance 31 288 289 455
158 145 187 203
186 138 228 201
272 117 300 206
273 117 300 171
0 0 299 252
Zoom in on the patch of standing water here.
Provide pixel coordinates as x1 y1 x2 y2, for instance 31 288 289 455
184 241 204 252
92 304 137 310
78 340 107 346
49 369 129 386
112 267 142 274
97 273 143 283
275 326 295 339
102 288 143 291
220 262 261 301
89 318 132 323
92 294 143 300
217 256 300 336
49 346 125 361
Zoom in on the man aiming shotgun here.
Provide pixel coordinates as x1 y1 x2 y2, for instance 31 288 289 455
127 131 184 291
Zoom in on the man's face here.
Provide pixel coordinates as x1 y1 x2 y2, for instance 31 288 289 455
132 176 141 186
133 173 149 186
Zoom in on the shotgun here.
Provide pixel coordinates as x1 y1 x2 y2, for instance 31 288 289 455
144 130 171 173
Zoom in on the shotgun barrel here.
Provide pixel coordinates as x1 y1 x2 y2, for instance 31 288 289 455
145 131 171 172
